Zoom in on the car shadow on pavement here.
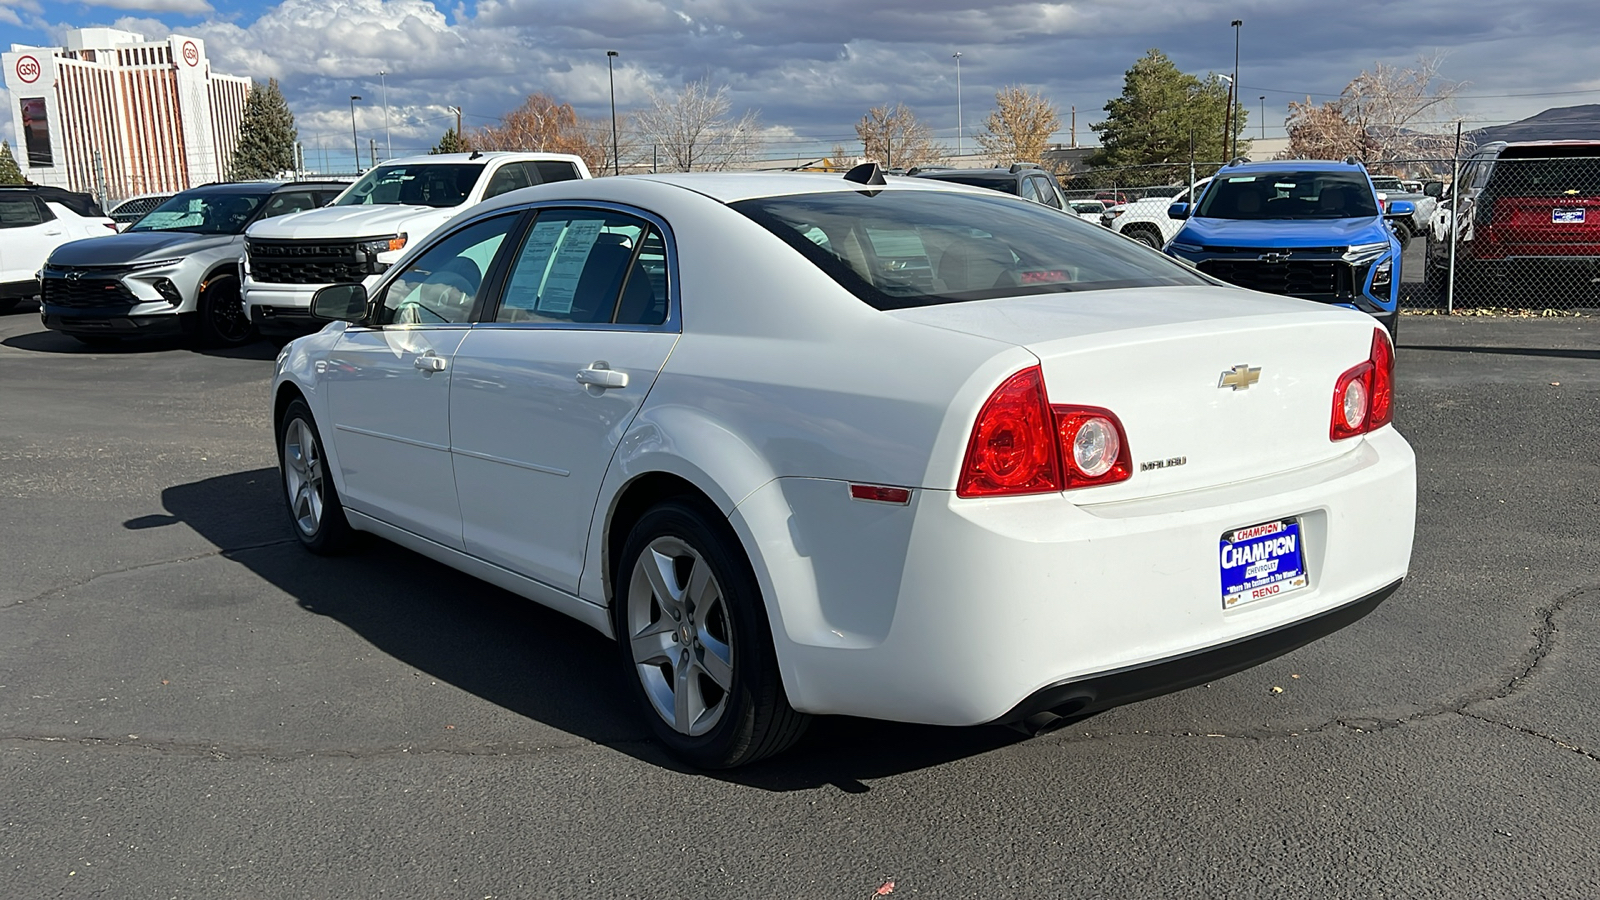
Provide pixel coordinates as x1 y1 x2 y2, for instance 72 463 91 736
2 322 278 360
153 468 1026 790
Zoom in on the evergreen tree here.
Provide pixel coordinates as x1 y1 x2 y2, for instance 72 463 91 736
0 141 26 185
230 78 298 180
1088 50 1247 184
431 127 470 154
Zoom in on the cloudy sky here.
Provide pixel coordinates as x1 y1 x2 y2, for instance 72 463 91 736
4 0 1599 165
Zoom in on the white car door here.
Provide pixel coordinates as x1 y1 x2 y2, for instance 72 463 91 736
0 195 63 285
450 207 677 594
322 212 521 549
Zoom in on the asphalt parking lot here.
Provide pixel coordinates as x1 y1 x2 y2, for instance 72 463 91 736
2 303 1597 899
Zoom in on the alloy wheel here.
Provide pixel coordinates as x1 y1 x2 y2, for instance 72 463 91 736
282 418 325 537
626 536 735 736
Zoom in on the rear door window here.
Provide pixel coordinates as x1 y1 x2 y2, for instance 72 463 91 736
0 196 47 228
534 161 583 183
493 210 665 326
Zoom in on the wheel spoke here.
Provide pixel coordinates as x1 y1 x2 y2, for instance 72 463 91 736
685 559 718 627
695 636 733 692
629 618 675 666
673 654 693 731
643 548 683 615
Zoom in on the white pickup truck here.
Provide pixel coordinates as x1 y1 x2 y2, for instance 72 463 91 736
242 151 589 340
1102 178 1211 249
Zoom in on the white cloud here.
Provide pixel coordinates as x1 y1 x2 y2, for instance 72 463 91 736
82 0 214 14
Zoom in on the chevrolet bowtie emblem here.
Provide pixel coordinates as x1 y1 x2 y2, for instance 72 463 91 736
1219 364 1261 391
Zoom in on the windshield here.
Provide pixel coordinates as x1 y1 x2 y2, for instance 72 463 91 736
333 163 485 208
732 189 1208 311
1195 171 1380 220
129 192 266 235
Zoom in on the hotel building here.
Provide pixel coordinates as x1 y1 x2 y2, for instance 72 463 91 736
3 27 251 200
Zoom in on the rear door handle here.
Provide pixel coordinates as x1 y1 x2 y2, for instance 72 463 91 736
413 354 447 372
576 362 628 389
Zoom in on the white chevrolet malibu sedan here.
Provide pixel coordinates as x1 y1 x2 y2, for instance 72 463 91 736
270 165 1416 768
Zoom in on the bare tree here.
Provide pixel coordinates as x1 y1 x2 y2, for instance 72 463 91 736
1281 54 1464 166
855 103 946 170
632 80 763 172
976 86 1061 164
471 93 598 157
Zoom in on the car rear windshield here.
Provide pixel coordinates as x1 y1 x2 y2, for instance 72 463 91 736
1195 171 1380 220
333 163 485 208
129 191 267 235
1486 152 1600 197
731 189 1208 311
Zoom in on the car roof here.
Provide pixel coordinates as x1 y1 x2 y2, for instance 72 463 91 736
178 180 349 196
376 151 587 167
1223 159 1365 172
0 184 105 217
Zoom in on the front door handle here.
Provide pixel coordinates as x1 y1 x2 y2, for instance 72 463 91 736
413 353 447 372
576 362 628 389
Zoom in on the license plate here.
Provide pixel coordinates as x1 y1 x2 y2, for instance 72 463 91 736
1220 519 1308 609
1553 208 1586 224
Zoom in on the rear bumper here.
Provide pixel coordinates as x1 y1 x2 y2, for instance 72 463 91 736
1002 578 1400 725
1 279 39 301
731 427 1416 726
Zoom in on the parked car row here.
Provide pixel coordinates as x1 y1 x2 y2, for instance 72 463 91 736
0 186 118 313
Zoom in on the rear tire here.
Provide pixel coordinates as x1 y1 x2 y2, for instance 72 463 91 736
1124 227 1163 249
277 399 354 554
614 499 809 768
197 276 256 348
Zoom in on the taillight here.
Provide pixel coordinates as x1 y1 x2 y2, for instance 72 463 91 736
957 366 1133 497
958 367 1059 497
1331 328 1395 440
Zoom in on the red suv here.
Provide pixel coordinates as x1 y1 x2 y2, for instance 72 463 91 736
1428 140 1600 301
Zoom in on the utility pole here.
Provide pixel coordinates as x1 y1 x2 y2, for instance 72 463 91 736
379 70 391 159
1259 96 1266 139
349 95 362 175
369 138 377 169
952 52 963 160
1230 19 1243 160
606 51 620 176
1070 105 1076 148
1221 74 1233 159
1447 120 1462 315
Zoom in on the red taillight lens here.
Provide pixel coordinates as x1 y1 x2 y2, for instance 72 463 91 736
958 368 1134 497
1054 406 1133 489
958 366 1059 497
1331 328 1395 440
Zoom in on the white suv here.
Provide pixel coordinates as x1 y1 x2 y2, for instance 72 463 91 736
1 186 117 313
242 151 590 339
1103 178 1212 249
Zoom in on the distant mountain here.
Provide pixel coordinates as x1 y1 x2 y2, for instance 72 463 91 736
1469 104 1600 147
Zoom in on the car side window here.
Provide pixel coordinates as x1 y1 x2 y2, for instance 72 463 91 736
0 196 47 228
534 161 582 183
483 163 536 199
375 214 518 326
1030 176 1063 209
494 210 666 326
1018 178 1042 203
258 191 321 219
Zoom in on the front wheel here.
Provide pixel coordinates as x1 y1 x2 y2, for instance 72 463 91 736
615 500 809 768
198 277 256 347
1125 227 1162 249
277 399 353 554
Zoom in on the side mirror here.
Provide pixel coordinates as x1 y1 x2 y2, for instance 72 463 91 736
1167 202 1190 220
1386 200 1416 217
311 283 370 323
1423 181 1443 198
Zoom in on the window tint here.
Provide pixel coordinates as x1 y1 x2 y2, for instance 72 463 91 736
534 161 582 183
377 214 516 326
1194 171 1380 220
1018 178 1042 203
258 191 322 220
732 189 1207 311
483 163 535 199
0 196 46 228
495 210 665 326
1029 176 1063 208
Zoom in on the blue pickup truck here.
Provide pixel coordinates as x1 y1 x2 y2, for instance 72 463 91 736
1163 159 1410 336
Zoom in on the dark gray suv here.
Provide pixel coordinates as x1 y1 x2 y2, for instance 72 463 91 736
910 163 1069 210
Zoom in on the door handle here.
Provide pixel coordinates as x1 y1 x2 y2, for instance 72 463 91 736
576 362 628 389
413 354 447 372
44 229 62 236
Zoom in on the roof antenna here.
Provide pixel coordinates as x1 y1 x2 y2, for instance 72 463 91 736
468 150 483 160
843 162 886 186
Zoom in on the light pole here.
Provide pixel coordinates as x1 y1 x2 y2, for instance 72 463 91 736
349 95 362 175
1219 74 1232 158
606 50 619 176
380 71 391 160
1230 19 1243 160
952 51 963 160
1259 96 1266 140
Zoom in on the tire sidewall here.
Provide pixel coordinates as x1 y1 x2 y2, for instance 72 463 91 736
613 499 778 768
199 276 255 347
276 399 349 554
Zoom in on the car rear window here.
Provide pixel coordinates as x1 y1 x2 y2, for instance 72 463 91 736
1486 151 1600 198
918 174 1017 195
731 189 1207 311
